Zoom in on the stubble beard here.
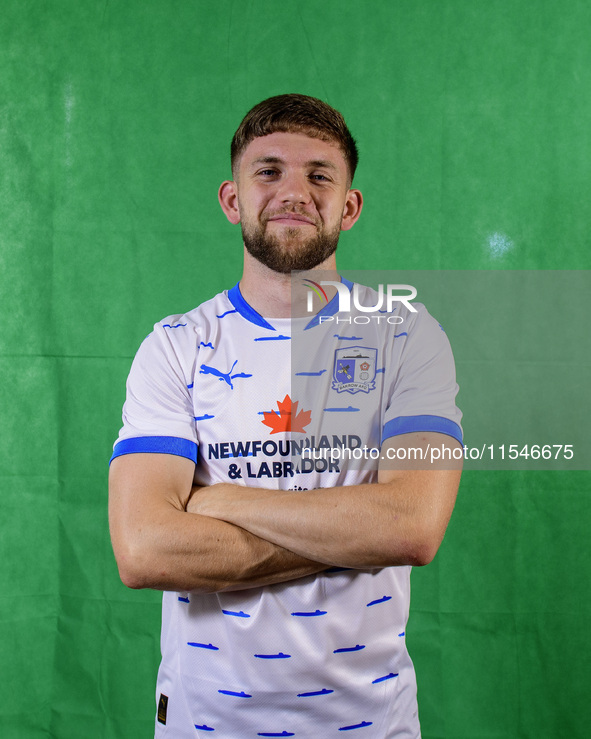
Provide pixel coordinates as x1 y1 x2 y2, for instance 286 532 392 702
242 218 341 274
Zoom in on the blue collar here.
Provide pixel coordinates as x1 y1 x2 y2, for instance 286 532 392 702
227 283 277 331
227 277 354 331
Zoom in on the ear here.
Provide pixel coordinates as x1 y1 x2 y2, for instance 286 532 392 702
340 189 363 231
218 180 241 225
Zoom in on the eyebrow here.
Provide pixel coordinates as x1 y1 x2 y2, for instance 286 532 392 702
250 156 338 171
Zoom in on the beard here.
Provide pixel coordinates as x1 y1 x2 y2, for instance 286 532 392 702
241 217 340 274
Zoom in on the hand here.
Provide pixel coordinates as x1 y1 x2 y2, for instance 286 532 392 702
185 483 278 521
185 484 223 517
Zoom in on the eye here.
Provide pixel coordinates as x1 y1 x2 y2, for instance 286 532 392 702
310 173 330 182
257 168 278 178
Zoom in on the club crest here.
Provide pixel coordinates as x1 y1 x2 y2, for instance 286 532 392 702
332 346 378 394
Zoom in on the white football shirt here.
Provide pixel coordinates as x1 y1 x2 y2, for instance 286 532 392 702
112 280 462 737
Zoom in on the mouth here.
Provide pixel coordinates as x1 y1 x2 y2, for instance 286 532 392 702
267 213 316 226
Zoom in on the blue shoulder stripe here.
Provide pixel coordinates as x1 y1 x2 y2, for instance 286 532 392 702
110 436 198 464
382 415 463 445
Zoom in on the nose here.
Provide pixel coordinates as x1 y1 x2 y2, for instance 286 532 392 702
276 171 312 206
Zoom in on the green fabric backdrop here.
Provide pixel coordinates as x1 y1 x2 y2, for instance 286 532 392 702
1 1 589 737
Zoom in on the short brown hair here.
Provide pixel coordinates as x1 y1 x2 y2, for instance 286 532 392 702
231 93 359 182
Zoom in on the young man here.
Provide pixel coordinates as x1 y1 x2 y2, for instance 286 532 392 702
109 94 463 737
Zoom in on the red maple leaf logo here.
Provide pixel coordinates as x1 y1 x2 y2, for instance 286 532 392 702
261 395 311 434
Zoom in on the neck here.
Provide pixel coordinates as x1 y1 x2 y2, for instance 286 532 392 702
239 248 339 318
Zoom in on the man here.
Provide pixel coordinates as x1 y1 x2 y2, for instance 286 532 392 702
109 93 463 737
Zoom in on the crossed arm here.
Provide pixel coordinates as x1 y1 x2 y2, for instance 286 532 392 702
108 432 462 594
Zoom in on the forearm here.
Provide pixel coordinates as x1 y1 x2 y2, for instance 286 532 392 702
108 454 327 594
120 508 327 593
190 463 461 569
190 482 425 568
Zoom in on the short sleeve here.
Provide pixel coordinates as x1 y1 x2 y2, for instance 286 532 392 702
381 306 463 446
110 322 198 464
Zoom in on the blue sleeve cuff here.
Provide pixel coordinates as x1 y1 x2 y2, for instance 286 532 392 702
110 436 198 464
382 415 463 446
